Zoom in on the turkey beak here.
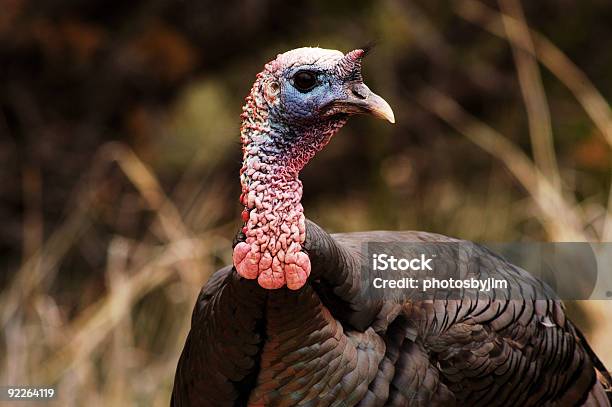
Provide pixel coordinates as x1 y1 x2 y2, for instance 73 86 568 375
337 83 395 124
333 48 395 123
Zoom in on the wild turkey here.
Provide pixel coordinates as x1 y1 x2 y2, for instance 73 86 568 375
171 47 612 406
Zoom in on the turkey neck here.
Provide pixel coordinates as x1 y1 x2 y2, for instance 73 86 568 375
238 78 347 285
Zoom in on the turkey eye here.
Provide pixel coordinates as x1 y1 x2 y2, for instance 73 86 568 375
293 71 317 91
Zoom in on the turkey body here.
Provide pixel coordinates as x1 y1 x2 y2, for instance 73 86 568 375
171 220 611 407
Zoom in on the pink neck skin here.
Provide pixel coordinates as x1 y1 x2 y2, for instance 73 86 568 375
232 70 346 290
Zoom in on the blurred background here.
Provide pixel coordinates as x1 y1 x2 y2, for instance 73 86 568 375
1 0 611 405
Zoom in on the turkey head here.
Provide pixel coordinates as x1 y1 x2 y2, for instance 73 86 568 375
233 47 394 290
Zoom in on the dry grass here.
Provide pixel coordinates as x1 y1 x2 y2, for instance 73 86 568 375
1 143 228 406
416 0 612 366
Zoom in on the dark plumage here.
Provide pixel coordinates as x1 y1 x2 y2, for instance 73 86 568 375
171 47 611 406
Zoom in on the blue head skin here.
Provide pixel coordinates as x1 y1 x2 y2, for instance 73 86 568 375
272 48 394 122
245 47 395 173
